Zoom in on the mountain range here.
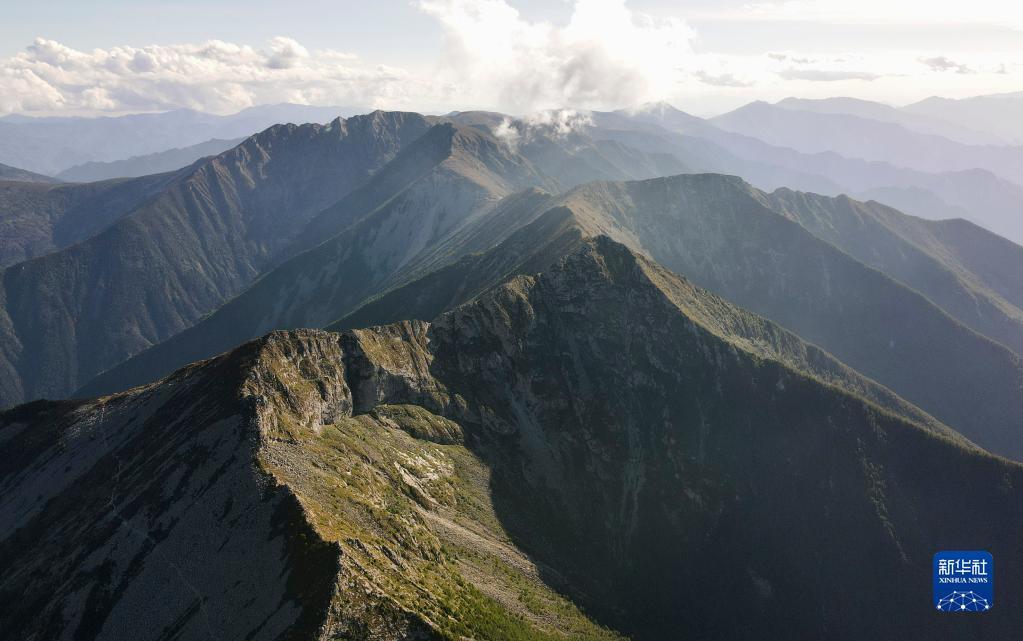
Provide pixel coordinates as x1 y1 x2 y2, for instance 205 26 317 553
56 138 245 183
4 236 1021 640
3 98 1023 640
0 103 360 175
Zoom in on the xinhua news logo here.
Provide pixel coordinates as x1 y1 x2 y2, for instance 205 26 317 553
933 551 993 612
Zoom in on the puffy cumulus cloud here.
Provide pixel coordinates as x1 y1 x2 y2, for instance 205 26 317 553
418 0 696 113
0 37 420 115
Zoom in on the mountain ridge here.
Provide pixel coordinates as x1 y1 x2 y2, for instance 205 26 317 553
0 111 434 406
7 235 1023 640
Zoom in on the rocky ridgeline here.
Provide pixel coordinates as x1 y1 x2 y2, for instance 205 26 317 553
3 237 1022 640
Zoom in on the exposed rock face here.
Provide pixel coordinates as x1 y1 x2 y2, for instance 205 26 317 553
5 236 1022 640
0 338 339 641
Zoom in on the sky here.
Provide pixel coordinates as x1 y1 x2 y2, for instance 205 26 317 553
1 0 1021 117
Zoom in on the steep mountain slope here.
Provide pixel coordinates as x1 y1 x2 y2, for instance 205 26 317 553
1 324 621 641
85 170 1023 460
333 207 954 440
56 138 245 182
765 189 1023 356
0 170 178 267
0 162 57 183
5 237 1022 640
80 124 553 397
0 111 433 407
712 101 1023 185
551 175 1023 460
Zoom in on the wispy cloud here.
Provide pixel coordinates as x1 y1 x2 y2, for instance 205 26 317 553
919 56 974 74
778 68 882 82
693 70 754 88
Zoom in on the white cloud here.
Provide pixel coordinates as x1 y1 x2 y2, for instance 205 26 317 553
918 56 974 74
693 70 755 88
493 108 594 149
1 2 1021 118
0 37 419 115
418 0 696 113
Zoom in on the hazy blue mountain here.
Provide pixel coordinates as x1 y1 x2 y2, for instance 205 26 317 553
775 96 1003 145
56 137 245 182
712 101 1023 185
607 103 1023 244
904 91 1023 145
0 103 360 175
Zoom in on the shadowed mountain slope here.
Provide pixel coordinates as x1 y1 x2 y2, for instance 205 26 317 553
79 124 554 398
0 170 178 268
4 237 1022 641
0 111 433 406
550 175 1023 460
333 207 955 441
765 188 1023 356
84 171 1023 460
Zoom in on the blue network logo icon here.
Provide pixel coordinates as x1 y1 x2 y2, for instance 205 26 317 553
933 551 993 612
